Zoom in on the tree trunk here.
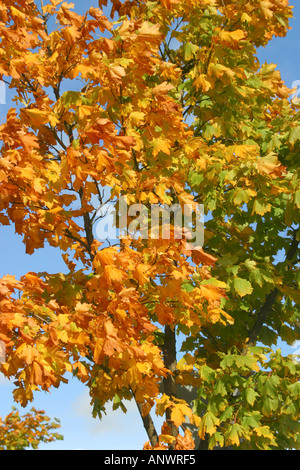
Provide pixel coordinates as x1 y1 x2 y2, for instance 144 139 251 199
163 324 178 449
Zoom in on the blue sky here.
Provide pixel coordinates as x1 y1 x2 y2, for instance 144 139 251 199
0 1 299 450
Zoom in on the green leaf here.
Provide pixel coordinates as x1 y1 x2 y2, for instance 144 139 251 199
218 253 239 267
253 198 271 215
274 13 287 27
262 397 279 417
233 188 255 205
244 388 259 406
250 268 264 287
189 172 204 186
203 122 221 140
258 326 278 346
183 43 199 60
225 423 244 447
233 277 253 297
289 126 300 146
294 190 300 209
72 139 80 149
262 375 280 397
219 406 234 423
208 431 224 450
200 364 215 381
288 382 300 400
246 76 265 89
182 281 195 292
203 411 220 436
61 90 81 107
237 355 259 371
241 412 261 429
214 379 227 396
113 394 127 413
244 259 257 271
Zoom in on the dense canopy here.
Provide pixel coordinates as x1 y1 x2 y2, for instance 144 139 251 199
0 0 299 450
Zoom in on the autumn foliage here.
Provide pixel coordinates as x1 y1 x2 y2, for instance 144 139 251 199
0 0 299 450
0 407 63 450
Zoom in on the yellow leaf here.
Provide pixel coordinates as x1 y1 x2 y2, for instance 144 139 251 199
199 411 219 439
155 304 175 325
160 0 180 10
171 403 192 428
104 265 123 283
96 247 116 266
260 1 273 19
152 137 171 156
208 63 235 79
10 6 26 21
194 74 212 92
30 362 43 385
18 166 35 180
78 106 94 119
255 153 279 174
64 25 81 44
170 407 185 428
22 109 58 127
109 64 126 80
225 424 242 447
159 433 176 444
177 191 195 206
134 264 151 284
93 339 103 364
75 302 91 314
255 426 275 439
33 178 44 193
136 362 151 374
104 320 118 337
115 308 127 321
152 81 174 96
199 284 224 302
129 111 145 126
241 12 252 23
138 22 162 40
219 29 245 45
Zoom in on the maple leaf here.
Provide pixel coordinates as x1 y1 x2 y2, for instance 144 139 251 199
138 22 162 40
152 137 171 156
232 277 253 297
218 29 246 47
160 0 180 10
152 82 174 96
18 132 40 153
10 6 26 22
255 153 280 175
104 265 124 284
21 109 58 127
192 247 217 266
194 74 212 92
63 25 81 44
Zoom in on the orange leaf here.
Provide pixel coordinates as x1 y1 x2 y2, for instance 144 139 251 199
192 247 217 266
30 362 43 385
104 265 124 283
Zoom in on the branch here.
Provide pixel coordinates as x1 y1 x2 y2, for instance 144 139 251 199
64 228 89 252
135 399 159 448
78 188 95 262
246 227 299 348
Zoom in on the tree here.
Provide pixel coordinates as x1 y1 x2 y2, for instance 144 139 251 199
0 407 63 450
0 0 299 450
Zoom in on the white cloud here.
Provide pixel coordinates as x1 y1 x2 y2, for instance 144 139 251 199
0 372 11 386
72 388 141 436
